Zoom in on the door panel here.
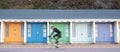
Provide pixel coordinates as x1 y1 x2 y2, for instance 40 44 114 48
72 23 92 43
49 23 70 44
4 22 24 44
76 24 87 42
27 23 47 43
96 23 114 42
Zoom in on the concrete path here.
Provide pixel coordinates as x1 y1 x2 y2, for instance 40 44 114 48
0 43 120 48
0 48 120 52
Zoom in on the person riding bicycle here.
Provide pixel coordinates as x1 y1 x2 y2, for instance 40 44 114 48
49 26 62 45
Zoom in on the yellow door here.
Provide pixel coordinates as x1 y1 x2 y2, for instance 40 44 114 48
4 22 24 44
119 22 120 43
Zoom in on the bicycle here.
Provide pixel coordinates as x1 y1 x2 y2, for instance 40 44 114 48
46 36 69 49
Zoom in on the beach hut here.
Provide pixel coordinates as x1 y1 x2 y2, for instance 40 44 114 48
72 22 94 43
4 22 24 44
27 22 47 43
49 22 70 44
95 22 116 43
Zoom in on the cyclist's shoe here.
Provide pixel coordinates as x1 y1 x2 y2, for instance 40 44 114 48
55 46 59 48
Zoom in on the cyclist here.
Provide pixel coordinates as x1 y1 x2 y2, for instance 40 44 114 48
49 26 62 48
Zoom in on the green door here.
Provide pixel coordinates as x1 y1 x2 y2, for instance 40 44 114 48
49 22 70 44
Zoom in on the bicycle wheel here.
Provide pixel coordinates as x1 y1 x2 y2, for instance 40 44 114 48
56 39 69 49
46 37 56 49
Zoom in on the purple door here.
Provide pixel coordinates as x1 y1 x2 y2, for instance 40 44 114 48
96 22 114 43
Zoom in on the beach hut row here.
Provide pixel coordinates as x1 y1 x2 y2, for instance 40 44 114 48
0 10 120 44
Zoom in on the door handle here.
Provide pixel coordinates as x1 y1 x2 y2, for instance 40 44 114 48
37 32 39 34
14 29 16 31
103 33 105 36
81 33 83 35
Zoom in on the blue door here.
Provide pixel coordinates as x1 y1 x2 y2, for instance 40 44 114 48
27 23 47 43
96 22 114 43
